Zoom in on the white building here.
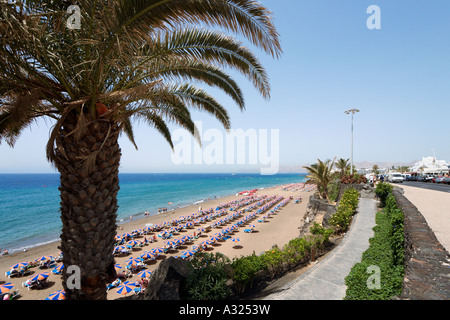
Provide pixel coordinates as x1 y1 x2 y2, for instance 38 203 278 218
410 156 449 174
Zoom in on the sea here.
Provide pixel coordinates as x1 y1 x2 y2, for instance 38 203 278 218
0 173 305 254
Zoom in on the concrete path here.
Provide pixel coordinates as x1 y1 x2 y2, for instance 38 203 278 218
263 197 378 300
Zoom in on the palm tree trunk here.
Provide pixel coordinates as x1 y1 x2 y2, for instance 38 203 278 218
55 113 121 300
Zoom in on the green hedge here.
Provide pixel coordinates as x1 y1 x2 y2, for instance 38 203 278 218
344 194 404 300
330 188 359 233
229 222 333 295
375 182 393 207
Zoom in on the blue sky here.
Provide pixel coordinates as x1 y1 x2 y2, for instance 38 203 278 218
1 0 450 173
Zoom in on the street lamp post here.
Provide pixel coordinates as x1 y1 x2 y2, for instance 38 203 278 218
345 108 360 175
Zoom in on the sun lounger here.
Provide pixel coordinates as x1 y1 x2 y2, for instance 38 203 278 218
243 229 252 233
22 279 38 290
133 287 141 294
106 279 122 291
1 290 20 300
5 269 19 278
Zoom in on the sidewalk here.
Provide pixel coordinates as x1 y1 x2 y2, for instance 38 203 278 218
262 197 378 300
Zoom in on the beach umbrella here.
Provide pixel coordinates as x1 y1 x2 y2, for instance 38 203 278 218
201 240 212 246
127 240 141 247
152 247 165 254
52 263 64 273
114 264 123 272
165 240 175 247
116 283 135 295
209 236 220 242
137 270 152 278
10 262 28 269
181 235 191 242
140 252 156 260
45 290 66 300
35 256 53 262
0 283 13 294
125 257 143 266
28 272 50 282
181 250 195 257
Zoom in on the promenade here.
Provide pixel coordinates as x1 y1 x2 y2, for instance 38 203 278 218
262 197 378 300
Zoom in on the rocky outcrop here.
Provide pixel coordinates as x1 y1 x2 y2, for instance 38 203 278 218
122 257 192 300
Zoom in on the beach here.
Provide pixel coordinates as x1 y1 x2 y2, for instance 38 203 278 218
0 184 313 300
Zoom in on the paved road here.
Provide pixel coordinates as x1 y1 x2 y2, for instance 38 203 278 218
399 181 450 193
263 198 377 300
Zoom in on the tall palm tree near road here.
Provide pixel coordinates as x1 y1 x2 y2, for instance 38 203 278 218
0 0 281 299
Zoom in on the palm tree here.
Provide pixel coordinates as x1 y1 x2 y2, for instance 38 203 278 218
372 164 379 174
335 158 350 177
0 0 281 300
303 158 337 202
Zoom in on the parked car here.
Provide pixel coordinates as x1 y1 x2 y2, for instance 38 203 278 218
435 176 445 183
388 173 404 183
443 177 450 184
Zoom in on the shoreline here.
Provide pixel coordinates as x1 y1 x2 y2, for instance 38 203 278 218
1 183 293 255
0 183 312 300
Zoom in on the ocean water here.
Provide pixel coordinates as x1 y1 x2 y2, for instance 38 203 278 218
0 173 305 253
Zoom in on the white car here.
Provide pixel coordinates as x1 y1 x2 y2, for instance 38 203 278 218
388 173 404 183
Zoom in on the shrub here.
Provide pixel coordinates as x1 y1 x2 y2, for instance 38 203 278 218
344 194 404 300
340 173 367 184
330 188 359 233
385 195 405 266
309 222 334 247
375 182 393 207
260 246 284 279
185 252 232 300
283 237 311 266
231 253 264 294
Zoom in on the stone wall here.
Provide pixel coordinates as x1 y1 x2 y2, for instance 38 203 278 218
300 193 336 234
392 189 450 300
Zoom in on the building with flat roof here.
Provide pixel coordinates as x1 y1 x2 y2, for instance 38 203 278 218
410 156 449 175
